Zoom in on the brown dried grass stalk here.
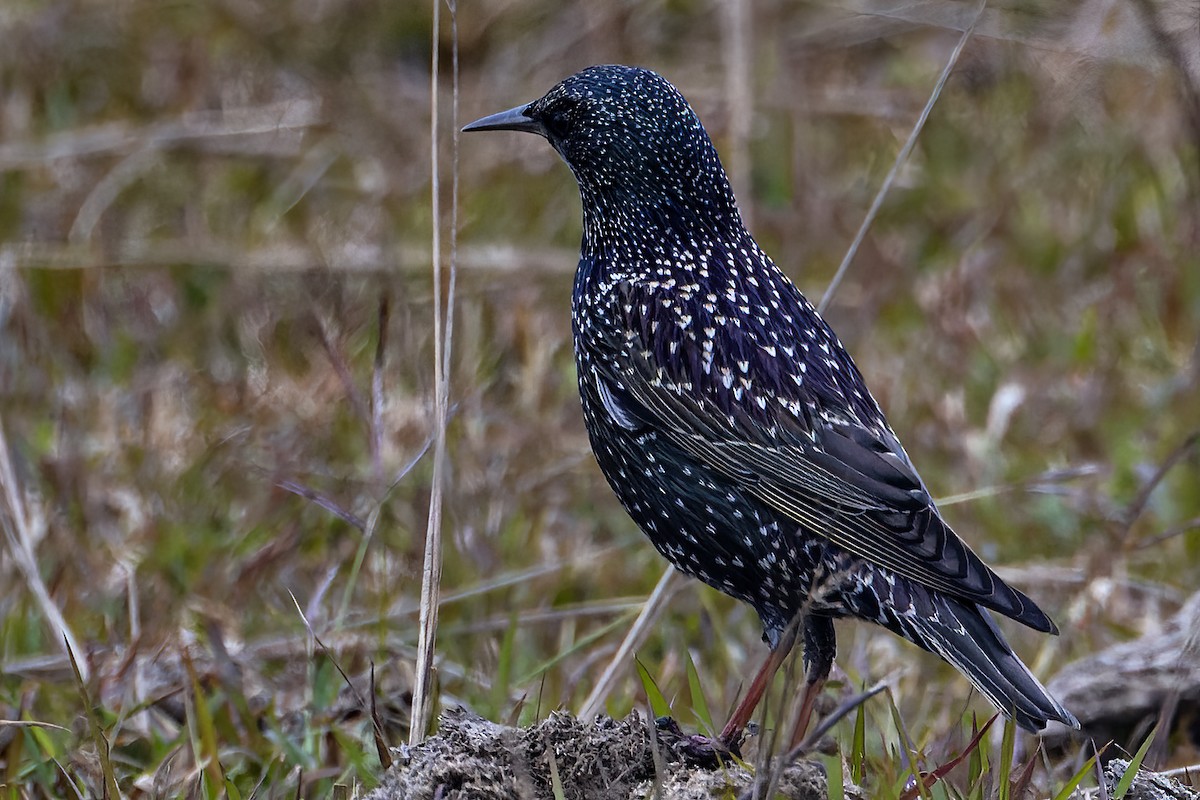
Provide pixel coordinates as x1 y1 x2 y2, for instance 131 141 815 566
412 0 460 746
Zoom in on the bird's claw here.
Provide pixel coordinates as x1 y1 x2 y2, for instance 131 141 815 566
654 716 749 767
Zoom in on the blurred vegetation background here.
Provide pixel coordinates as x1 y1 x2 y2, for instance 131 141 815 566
1 0 1198 795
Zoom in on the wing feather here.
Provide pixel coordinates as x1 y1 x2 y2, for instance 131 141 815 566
588 280 1056 633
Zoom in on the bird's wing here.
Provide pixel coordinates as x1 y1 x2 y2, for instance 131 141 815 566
588 279 1055 633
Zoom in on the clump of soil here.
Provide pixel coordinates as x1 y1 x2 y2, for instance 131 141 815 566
1103 759 1199 800
367 707 863 800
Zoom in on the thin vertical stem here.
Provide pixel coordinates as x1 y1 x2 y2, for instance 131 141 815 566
371 297 389 488
0 415 88 681
411 0 444 746
446 0 459 387
578 565 677 721
818 1 985 314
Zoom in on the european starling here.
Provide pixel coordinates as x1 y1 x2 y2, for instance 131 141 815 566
465 65 1079 739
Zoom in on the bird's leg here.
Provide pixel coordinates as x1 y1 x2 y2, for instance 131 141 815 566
718 617 800 748
788 614 836 748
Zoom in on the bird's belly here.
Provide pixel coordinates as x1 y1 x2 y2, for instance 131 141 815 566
580 401 850 627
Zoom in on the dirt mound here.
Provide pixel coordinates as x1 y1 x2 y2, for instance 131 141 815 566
367 707 863 800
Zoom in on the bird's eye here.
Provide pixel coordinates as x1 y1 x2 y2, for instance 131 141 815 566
541 103 574 139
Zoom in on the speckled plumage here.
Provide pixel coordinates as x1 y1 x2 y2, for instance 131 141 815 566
465 65 1078 733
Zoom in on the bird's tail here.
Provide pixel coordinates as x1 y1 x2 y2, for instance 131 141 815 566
892 595 1080 733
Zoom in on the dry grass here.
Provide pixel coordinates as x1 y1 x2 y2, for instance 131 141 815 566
1 0 1199 796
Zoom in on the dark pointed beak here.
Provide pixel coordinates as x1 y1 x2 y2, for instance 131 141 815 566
462 103 544 135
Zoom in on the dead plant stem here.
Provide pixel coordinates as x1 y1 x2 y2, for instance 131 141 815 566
0 415 88 681
818 0 986 314
411 0 446 745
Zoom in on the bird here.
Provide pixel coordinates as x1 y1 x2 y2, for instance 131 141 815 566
464 64 1079 745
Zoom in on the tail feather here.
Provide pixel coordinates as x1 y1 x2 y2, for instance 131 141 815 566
893 595 1079 733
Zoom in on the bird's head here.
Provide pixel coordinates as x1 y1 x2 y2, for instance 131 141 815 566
465 65 739 226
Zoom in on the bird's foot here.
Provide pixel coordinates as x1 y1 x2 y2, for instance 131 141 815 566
654 716 753 768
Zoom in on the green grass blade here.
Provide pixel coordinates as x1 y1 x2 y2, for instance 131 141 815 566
1114 725 1158 799
517 613 635 685
997 715 1016 800
850 699 866 784
184 654 225 799
336 507 377 625
684 651 713 733
548 750 568 800
493 612 519 717
887 690 931 800
825 753 845 800
66 638 121 800
966 716 985 800
899 714 997 800
1051 746 1105 800
29 724 59 761
635 657 672 719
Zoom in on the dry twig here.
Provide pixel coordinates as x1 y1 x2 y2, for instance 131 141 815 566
818 0 986 314
0 416 88 681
